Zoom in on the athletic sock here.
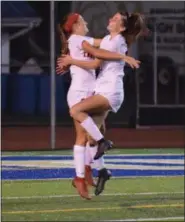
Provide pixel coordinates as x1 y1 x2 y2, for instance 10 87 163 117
73 145 85 178
81 117 104 141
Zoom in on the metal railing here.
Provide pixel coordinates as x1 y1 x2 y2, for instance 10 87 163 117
135 14 185 128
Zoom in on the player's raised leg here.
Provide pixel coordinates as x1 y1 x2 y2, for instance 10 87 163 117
86 112 112 195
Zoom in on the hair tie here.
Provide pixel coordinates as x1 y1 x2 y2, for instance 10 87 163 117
63 13 80 33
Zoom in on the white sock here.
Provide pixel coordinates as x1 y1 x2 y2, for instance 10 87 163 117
87 143 105 171
85 143 93 166
81 117 104 141
73 145 85 178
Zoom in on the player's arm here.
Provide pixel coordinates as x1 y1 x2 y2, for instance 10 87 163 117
58 38 140 70
82 40 140 69
70 58 102 69
82 40 126 61
58 52 140 70
57 56 102 70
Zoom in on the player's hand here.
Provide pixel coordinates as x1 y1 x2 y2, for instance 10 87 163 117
56 56 70 75
56 56 69 75
56 65 65 75
123 56 141 69
58 54 73 66
56 57 65 74
56 64 70 75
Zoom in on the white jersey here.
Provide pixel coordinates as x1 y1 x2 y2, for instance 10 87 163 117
68 34 96 91
95 34 127 93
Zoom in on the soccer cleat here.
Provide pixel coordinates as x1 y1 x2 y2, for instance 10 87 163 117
94 140 113 160
72 177 91 200
95 168 111 196
85 165 96 187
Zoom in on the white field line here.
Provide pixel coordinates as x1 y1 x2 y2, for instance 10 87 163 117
2 175 184 182
2 191 184 200
101 217 184 222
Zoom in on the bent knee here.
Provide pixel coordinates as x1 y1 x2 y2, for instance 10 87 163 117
70 107 78 118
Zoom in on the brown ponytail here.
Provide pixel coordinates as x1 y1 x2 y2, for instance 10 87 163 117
58 13 80 56
120 12 148 47
58 24 69 55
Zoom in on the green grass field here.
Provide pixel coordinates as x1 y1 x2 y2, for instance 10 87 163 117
2 149 185 221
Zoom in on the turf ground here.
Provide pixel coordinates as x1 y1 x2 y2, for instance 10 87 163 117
1 148 185 221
